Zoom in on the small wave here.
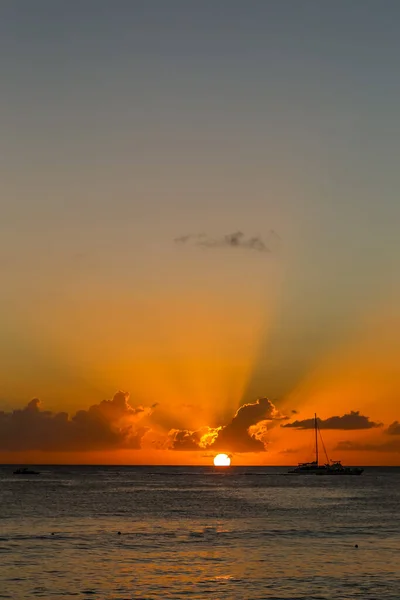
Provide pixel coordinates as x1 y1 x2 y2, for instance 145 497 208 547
212 575 243 583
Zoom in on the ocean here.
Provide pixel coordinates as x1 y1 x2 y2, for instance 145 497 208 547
0 466 399 599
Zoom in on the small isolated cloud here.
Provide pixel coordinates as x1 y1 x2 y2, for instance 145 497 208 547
174 230 279 253
169 397 284 453
282 411 382 431
0 391 154 451
385 421 400 435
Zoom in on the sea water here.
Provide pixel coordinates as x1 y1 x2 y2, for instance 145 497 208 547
0 466 399 599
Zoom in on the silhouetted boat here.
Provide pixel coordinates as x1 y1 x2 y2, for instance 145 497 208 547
288 414 363 475
288 460 328 474
13 467 40 475
317 460 363 476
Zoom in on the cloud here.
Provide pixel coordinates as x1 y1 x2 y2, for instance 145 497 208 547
282 411 382 430
385 421 400 435
174 230 279 253
336 439 400 453
167 428 205 451
169 398 284 453
212 398 280 452
0 391 154 451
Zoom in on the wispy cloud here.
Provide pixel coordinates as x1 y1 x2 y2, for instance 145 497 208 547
282 411 382 430
174 230 279 253
336 439 400 453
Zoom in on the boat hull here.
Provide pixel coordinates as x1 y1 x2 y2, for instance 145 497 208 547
316 468 364 476
288 467 328 474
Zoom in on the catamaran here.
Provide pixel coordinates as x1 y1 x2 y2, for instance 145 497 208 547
288 414 363 475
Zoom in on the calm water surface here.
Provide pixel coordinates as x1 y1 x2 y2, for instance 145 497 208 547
0 466 399 599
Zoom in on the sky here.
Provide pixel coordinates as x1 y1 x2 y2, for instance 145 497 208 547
1 1 400 465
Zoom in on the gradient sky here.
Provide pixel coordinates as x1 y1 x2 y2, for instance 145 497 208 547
1 1 400 465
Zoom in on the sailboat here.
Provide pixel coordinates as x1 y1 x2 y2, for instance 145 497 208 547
288 414 363 475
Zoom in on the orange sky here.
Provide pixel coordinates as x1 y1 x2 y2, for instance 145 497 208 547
2 3 400 466
1 254 400 465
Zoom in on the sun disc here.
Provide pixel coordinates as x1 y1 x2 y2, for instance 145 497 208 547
213 453 231 467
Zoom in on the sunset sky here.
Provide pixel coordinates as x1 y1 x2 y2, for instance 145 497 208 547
1 1 400 465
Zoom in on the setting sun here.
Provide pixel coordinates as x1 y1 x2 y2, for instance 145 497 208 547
213 453 231 467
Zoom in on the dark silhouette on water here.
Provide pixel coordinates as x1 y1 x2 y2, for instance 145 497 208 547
288 414 363 475
13 467 40 475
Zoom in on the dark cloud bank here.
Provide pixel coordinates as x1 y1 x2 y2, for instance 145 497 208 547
335 420 400 454
174 230 279 253
0 393 283 453
282 411 382 431
0 392 153 452
1 392 394 455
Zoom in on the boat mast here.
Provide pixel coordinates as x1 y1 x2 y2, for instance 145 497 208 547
314 413 319 465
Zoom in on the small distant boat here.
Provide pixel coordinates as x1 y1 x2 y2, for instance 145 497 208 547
288 414 363 476
13 467 40 475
